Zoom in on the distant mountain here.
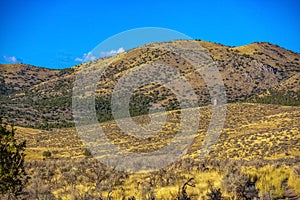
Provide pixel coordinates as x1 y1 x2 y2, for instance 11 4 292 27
0 63 60 94
0 40 299 128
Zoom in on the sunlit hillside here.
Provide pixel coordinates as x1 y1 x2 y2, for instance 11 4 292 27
1 40 300 199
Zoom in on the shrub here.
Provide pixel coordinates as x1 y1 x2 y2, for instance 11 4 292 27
221 166 248 199
206 182 222 200
42 150 52 158
83 148 92 157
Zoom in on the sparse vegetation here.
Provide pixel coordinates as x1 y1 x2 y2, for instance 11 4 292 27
206 182 222 200
6 103 297 199
249 89 300 106
0 40 299 199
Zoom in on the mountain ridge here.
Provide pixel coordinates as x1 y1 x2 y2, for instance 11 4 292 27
0 40 299 128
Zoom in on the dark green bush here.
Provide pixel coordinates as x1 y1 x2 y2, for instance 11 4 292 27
42 150 52 158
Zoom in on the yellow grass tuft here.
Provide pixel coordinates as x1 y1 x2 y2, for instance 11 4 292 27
231 43 260 55
244 165 290 198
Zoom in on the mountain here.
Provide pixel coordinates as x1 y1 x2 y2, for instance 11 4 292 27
0 63 60 94
0 40 299 128
0 64 74 127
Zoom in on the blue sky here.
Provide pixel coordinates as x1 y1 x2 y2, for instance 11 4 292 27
1 0 299 69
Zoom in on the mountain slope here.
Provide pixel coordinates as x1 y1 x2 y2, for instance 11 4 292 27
15 103 300 161
0 40 299 128
249 73 300 106
0 63 60 94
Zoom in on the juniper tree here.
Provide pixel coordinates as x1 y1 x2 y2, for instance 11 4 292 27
0 119 28 198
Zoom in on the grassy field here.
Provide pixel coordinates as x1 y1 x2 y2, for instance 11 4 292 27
12 102 300 199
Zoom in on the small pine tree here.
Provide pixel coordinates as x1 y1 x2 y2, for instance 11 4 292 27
0 119 28 198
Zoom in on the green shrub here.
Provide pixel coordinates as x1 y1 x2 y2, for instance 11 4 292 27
0 119 28 197
83 148 92 157
42 150 52 158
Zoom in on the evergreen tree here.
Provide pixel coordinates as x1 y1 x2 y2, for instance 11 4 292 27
0 119 28 198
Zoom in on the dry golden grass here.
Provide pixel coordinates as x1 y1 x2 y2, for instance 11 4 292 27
230 43 260 55
288 165 300 194
244 165 290 198
15 103 300 162
14 102 300 199
15 127 84 160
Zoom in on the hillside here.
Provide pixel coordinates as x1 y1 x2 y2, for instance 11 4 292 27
249 73 300 105
1 40 299 128
1 40 300 199
0 63 60 94
15 103 299 162
14 103 300 199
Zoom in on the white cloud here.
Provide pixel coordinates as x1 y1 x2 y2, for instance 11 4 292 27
101 47 125 57
74 57 83 62
3 55 22 63
75 48 125 63
74 51 96 63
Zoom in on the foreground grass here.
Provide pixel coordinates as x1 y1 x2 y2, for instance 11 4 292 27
12 103 300 199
